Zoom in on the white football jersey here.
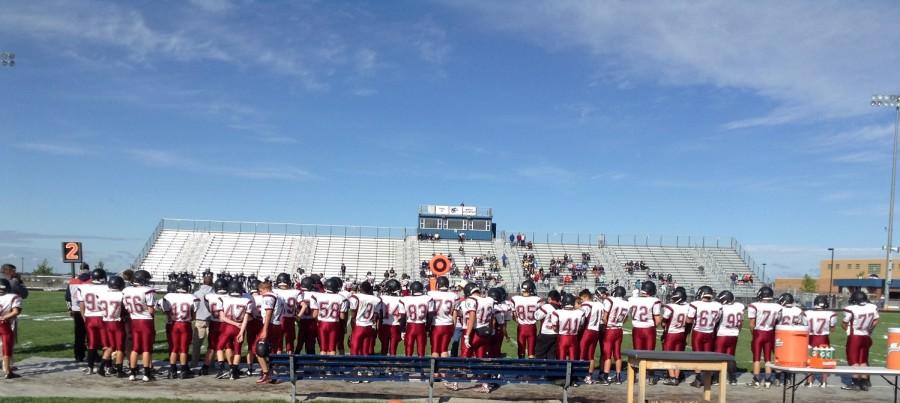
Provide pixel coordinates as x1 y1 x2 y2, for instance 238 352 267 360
122 285 155 320
349 293 382 327
806 309 837 336
661 302 691 334
205 293 224 322
401 295 433 324
219 295 252 323
534 302 557 335
511 295 542 325
843 303 879 336
77 283 109 318
299 291 321 320
163 292 200 322
551 308 584 336
273 288 303 318
428 291 458 326
0 294 22 317
312 292 349 323
688 300 722 334
603 297 631 328
249 293 263 320
580 300 604 331
778 306 807 326
454 299 465 329
461 296 495 329
747 301 782 331
258 292 284 325
629 296 661 329
97 289 125 322
717 302 745 337
380 295 404 326
494 300 512 324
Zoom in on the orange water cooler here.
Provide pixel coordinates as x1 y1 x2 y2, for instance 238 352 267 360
774 325 808 367
888 328 900 370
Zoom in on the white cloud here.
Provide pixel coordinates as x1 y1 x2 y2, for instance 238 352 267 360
591 171 627 181
127 148 314 180
516 163 575 182
412 18 451 65
445 1 900 128
17 142 96 156
831 151 887 164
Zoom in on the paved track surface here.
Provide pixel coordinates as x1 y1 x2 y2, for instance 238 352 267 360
0 358 897 403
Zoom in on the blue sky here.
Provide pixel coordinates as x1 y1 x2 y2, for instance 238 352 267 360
2 0 900 277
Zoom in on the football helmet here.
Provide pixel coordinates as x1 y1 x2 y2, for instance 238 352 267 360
520 280 536 294
107 276 125 291
436 276 450 291
409 281 424 296
595 286 609 298
463 282 480 297
777 293 794 307
275 273 292 288
716 290 734 305
813 295 829 309
611 286 627 298
756 286 774 300
561 293 577 308
0 279 10 295
487 287 503 302
358 281 373 295
133 270 151 286
670 287 687 304
547 290 561 303
324 277 341 293
696 286 715 300
176 277 192 293
849 290 868 305
299 277 316 291
248 279 261 293
166 282 177 293
214 278 229 295
384 279 401 295
640 281 657 297
255 340 271 359
91 268 108 284
227 280 243 296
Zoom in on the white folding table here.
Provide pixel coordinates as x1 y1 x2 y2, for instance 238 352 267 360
767 363 900 403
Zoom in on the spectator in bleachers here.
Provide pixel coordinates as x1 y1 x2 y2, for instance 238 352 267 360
501 253 508 268
698 265 705 274
509 233 515 245
340 263 346 278
731 273 738 287
458 232 465 243
389 268 396 278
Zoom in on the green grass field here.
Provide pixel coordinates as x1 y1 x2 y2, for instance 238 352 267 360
12 291 900 368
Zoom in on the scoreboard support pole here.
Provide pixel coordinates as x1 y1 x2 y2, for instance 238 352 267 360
71 262 76 278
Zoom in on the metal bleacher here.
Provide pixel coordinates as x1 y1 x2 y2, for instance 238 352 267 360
134 220 762 296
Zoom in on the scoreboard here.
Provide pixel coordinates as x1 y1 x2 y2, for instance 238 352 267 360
417 204 495 241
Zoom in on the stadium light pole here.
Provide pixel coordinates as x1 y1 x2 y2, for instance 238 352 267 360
873 94 900 309
827 248 835 296
762 263 766 285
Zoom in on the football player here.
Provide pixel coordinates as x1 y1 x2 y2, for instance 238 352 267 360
578 289 603 384
96 276 126 378
296 276 320 354
201 278 228 375
162 277 200 379
76 268 108 375
427 276 457 357
349 281 382 355
777 293 806 326
447 282 495 393
244 279 262 376
630 281 661 351
805 295 836 387
254 280 284 384
215 280 251 380
488 287 511 358
0 279 23 379
550 293 584 360
533 290 561 360
311 277 348 355
338 281 353 356
378 279 404 356
123 270 156 382
687 285 721 387
511 280 541 358
746 286 782 388
272 273 302 354
715 290 743 385
660 287 690 385
841 291 879 391
602 286 630 385
402 281 432 357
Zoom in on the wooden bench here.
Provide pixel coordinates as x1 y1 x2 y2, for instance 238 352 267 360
269 354 590 403
623 350 734 403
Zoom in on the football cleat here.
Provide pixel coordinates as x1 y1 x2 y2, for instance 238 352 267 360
583 375 594 385
128 374 136 382
141 375 151 382
479 383 492 393
443 381 459 391
199 365 209 376
662 377 679 386
841 383 861 391
764 380 772 389
746 379 760 387
690 378 702 388
4 372 21 379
